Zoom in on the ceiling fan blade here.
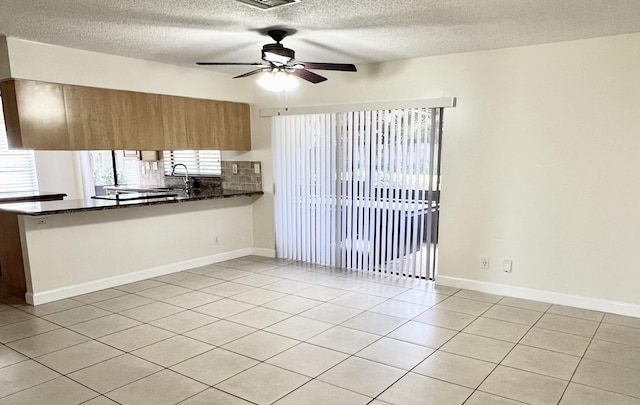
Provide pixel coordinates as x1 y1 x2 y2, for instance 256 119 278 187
291 69 327 84
299 62 357 72
233 68 268 79
196 62 264 66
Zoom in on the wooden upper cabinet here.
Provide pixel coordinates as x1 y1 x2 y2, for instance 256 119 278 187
0 79 251 151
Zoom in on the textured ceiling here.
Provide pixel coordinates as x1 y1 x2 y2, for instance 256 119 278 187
1 0 640 73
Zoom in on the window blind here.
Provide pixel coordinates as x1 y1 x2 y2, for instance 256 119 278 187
163 150 221 175
0 99 39 193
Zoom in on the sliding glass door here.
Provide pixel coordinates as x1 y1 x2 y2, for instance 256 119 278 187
273 106 443 279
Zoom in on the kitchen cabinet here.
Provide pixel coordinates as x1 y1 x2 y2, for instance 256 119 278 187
0 79 251 151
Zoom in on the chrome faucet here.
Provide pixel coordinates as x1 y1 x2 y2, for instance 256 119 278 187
171 163 190 188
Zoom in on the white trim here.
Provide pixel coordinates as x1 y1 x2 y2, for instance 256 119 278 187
437 276 640 318
251 247 276 258
259 97 457 117
26 248 253 305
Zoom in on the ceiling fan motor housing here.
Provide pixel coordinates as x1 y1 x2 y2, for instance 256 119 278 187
262 43 295 64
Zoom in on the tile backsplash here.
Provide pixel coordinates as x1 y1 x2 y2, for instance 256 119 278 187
221 161 262 191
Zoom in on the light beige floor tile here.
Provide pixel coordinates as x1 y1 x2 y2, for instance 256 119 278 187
216 363 309 405
318 277 371 291
414 350 495 388
595 322 640 348
135 284 191 300
354 283 407 298
480 365 568 405
440 333 514 363
388 321 457 348
418 283 460 296
300 303 362 324
378 372 472 405
41 306 111 327
35 340 123 374
171 348 257 385
227 307 291 329
0 376 97 405
356 337 433 370
223 331 299 361
294 285 349 301
602 313 640 329
260 267 308 279
573 358 640 398
318 356 404 397
502 344 580 380
434 297 493 316
169 275 223 290
67 314 141 339
74 289 127 304
0 318 60 343
521 327 591 356
235 262 280 273
233 274 282 287
161 291 221 309
0 360 60 398
0 345 27 368
585 339 640 369
97 324 174 352
454 289 503 303
393 289 446 306
463 317 530 342
274 380 371 405
340 311 406 335
0 309 35 327
106 369 206 405
78 396 119 405
498 296 551 312
93 294 153 312
204 269 254 281
21 298 85 316
368 299 429 319
308 326 380 354
180 388 254 404
560 382 640 405
184 319 256 346
119 302 184 322
149 310 217 333
200 281 255 297
261 279 313 294
264 316 333 340
8 328 89 357
262 295 323 314
230 288 286 305
548 305 604 322
483 304 543 326
536 313 599 337
330 292 387 310
153 271 199 283
131 335 213 367
115 279 165 293
413 308 477 331
465 391 525 404
192 298 255 318
68 354 162 393
267 343 348 377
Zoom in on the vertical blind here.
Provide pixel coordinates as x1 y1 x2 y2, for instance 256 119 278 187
163 150 222 175
0 99 39 193
273 107 443 279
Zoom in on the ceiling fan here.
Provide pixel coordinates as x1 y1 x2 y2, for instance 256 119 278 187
196 29 357 85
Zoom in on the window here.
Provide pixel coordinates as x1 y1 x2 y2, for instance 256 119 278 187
163 150 221 176
0 99 39 193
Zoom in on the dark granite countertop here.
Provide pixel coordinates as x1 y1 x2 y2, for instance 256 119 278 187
0 191 67 203
0 189 262 216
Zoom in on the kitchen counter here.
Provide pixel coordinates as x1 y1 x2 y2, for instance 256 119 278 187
0 188 262 216
0 191 67 203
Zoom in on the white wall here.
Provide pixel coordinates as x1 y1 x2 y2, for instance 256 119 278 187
251 33 640 313
33 151 85 199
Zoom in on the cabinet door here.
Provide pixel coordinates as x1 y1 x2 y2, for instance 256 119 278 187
64 85 116 149
220 101 251 150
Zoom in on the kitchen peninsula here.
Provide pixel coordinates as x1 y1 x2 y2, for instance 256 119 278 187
0 189 263 305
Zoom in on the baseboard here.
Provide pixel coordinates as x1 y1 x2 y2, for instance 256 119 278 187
27 248 254 305
251 248 276 258
436 276 640 318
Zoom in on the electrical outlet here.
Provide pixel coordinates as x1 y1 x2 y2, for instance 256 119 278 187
503 259 513 273
481 257 490 269
214 236 220 246
35 218 49 228
232 164 238 174
254 163 261 174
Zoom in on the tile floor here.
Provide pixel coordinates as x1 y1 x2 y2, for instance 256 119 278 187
1 255 640 404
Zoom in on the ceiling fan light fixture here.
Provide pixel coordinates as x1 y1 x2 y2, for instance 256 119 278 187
235 0 299 10
257 70 299 92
